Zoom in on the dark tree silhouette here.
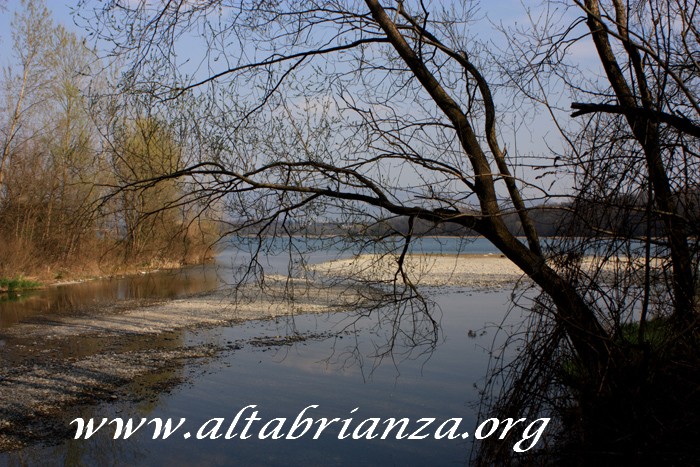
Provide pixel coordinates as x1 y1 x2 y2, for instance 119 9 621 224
82 0 699 462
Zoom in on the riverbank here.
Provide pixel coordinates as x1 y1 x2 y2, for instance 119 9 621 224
0 278 369 451
0 253 525 452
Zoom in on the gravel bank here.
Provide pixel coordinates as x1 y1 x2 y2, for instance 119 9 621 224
310 253 527 289
0 253 526 451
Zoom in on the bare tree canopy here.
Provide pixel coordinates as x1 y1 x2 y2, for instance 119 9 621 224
0 0 217 280
80 0 699 463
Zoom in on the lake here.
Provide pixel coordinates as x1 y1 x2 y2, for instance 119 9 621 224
0 237 527 465
0 237 501 328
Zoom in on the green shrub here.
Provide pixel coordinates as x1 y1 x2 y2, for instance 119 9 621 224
0 276 41 291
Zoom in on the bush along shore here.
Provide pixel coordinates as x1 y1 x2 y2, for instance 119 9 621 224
0 277 41 294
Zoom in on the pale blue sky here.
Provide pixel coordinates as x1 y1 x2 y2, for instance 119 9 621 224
1 0 598 198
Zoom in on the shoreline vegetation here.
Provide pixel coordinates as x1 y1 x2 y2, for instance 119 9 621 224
2 233 666 295
0 252 218 295
0 277 42 294
0 253 520 452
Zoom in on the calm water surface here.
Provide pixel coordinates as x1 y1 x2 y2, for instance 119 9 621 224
0 237 522 465
0 237 501 328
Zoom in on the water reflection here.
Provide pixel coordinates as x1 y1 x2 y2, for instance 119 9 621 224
0 239 520 464
0 265 222 328
0 289 516 466
0 236 502 330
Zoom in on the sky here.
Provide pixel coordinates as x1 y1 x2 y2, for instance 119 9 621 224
0 0 601 200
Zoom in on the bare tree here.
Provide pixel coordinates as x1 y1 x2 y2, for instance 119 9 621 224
82 0 698 462
0 0 102 274
0 0 52 190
